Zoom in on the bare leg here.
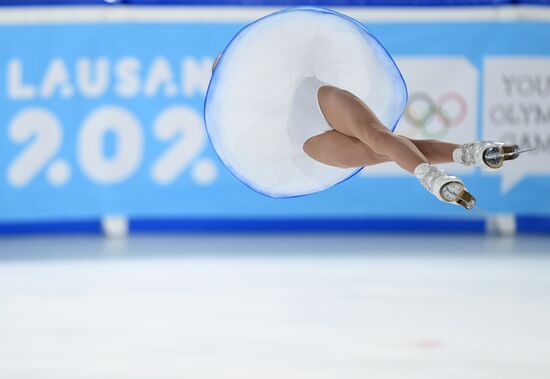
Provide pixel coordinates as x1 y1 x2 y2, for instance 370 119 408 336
303 130 390 168
303 131 457 169
404 137 458 164
317 85 428 173
304 85 476 209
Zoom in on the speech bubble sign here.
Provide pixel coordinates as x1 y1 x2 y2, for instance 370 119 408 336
483 57 550 193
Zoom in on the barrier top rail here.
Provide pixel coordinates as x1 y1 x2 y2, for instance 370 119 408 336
0 0 549 7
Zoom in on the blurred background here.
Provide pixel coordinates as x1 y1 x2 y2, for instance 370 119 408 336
0 0 549 378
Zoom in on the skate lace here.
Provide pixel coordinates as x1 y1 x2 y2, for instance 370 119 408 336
460 141 491 165
420 165 445 191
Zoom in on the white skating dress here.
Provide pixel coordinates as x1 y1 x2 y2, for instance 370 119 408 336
204 7 407 198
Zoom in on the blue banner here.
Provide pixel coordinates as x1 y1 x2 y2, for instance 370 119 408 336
0 8 549 222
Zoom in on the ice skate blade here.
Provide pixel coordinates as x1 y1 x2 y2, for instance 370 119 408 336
483 145 536 169
501 145 520 161
489 146 536 160
472 205 489 217
456 189 476 210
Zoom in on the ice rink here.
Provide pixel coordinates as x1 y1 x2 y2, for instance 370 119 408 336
0 234 549 379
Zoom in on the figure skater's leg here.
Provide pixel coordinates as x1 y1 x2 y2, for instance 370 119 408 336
304 132 461 167
316 85 477 209
303 130 390 169
402 137 458 164
403 137 522 168
303 129 476 209
317 86 428 173
303 132 460 168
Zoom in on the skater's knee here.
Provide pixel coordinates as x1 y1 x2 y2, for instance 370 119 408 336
303 137 318 159
303 136 330 165
317 85 344 111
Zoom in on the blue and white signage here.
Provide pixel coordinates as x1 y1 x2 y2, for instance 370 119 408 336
0 8 549 222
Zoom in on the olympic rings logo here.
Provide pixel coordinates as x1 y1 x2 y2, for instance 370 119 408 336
403 92 467 139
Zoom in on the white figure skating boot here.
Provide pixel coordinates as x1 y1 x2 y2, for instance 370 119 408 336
414 163 476 210
453 141 520 170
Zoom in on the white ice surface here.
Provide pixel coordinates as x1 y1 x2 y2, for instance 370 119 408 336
0 234 549 379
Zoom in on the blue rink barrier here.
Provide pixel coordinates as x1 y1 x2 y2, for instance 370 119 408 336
2 216 550 235
516 216 550 234
0 4 549 234
0 217 485 235
0 220 102 235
